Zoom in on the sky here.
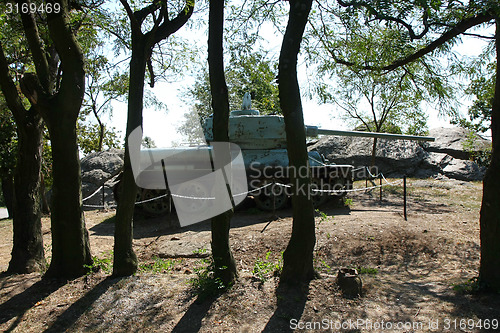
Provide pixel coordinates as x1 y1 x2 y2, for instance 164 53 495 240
104 18 495 149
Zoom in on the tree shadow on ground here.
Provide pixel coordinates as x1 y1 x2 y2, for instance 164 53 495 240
350 191 453 215
263 282 310 332
90 198 351 240
43 276 121 333
0 273 66 332
171 294 219 332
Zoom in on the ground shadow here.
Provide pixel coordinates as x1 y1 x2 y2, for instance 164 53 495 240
263 282 310 332
90 198 352 240
171 294 219 332
0 274 66 332
43 276 120 333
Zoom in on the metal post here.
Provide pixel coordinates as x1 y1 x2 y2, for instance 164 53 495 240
403 176 407 221
379 174 382 201
365 167 368 191
102 180 105 209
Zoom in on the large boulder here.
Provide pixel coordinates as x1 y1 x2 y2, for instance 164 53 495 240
442 158 486 181
427 127 491 160
309 136 426 176
308 127 490 181
81 149 124 208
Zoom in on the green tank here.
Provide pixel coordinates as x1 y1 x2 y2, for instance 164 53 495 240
119 93 434 215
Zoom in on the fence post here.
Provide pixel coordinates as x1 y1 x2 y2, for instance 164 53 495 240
403 176 407 221
102 180 105 209
379 174 382 201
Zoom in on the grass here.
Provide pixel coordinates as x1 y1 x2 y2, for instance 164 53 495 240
139 257 179 274
252 251 283 282
315 209 329 225
358 267 378 275
343 197 353 207
189 258 231 301
85 251 113 275
315 258 334 274
452 277 481 294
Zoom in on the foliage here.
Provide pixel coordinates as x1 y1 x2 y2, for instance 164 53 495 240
252 251 283 282
317 59 431 136
189 257 231 301
315 209 329 224
139 257 179 274
77 122 121 155
84 251 114 275
0 95 17 178
343 197 353 207
179 51 279 141
141 136 157 149
452 46 496 133
462 130 492 167
358 267 379 275
452 276 481 294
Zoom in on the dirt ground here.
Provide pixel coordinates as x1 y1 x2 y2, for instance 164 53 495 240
0 178 499 332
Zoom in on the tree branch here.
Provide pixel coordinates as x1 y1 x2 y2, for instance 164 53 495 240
152 0 195 45
336 0 430 40
17 0 52 92
329 10 495 72
0 42 27 123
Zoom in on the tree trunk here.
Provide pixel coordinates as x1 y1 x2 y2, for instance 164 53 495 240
1 174 13 218
208 0 237 285
8 111 45 273
0 43 45 273
479 18 500 292
112 0 194 276
112 37 148 277
45 112 92 277
40 173 51 215
98 124 105 152
278 0 316 284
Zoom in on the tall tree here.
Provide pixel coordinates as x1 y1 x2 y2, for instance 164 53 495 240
17 0 94 277
113 0 194 276
0 42 45 273
80 50 128 153
208 0 238 286
313 0 498 291
479 17 500 291
324 65 429 165
278 0 317 284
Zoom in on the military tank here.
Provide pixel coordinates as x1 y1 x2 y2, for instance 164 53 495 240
119 94 434 215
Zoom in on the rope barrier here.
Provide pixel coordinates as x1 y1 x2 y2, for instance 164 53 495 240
82 172 404 209
82 185 104 202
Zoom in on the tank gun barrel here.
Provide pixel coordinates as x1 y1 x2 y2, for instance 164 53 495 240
306 126 435 142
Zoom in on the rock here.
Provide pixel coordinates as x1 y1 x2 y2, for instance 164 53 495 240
80 149 124 181
427 127 491 160
442 158 486 181
309 127 490 181
309 136 426 176
421 152 453 170
81 149 124 208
